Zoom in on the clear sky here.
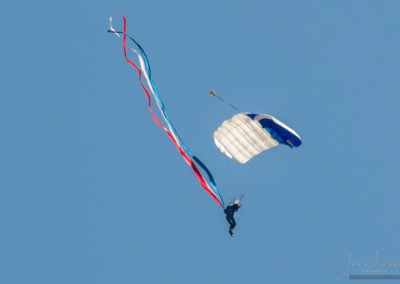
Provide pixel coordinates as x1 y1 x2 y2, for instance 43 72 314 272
2 1 400 283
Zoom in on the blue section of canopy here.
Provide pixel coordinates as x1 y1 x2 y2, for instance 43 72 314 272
247 113 302 148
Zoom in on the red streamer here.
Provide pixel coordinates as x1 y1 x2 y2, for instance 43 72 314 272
121 15 222 208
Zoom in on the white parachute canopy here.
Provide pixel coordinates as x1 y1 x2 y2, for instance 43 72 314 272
213 113 302 164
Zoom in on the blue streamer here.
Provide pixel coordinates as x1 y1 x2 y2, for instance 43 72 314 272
112 30 225 207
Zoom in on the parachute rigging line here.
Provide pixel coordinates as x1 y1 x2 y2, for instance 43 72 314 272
109 15 224 208
209 90 240 112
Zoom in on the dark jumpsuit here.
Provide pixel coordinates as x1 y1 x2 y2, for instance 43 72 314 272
224 203 240 230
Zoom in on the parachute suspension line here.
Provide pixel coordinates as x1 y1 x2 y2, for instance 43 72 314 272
209 90 241 112
228 194 245 205
109 15 224 208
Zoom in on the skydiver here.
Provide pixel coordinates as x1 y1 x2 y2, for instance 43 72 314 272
224 200 241 236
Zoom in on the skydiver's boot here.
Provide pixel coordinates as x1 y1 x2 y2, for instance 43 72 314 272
229 228 233 236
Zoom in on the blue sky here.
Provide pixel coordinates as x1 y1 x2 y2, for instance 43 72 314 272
2 1 400 283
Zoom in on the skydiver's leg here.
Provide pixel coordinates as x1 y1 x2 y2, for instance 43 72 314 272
226 215 236 229
226 215 236 236
230 216 236 230
226 215 232 227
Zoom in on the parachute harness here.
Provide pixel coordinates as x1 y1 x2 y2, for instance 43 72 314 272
109 16 224 208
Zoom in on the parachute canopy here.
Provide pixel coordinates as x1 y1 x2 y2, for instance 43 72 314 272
213 113 302 164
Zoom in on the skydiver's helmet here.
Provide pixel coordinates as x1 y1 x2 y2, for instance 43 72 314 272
234 200 240 205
